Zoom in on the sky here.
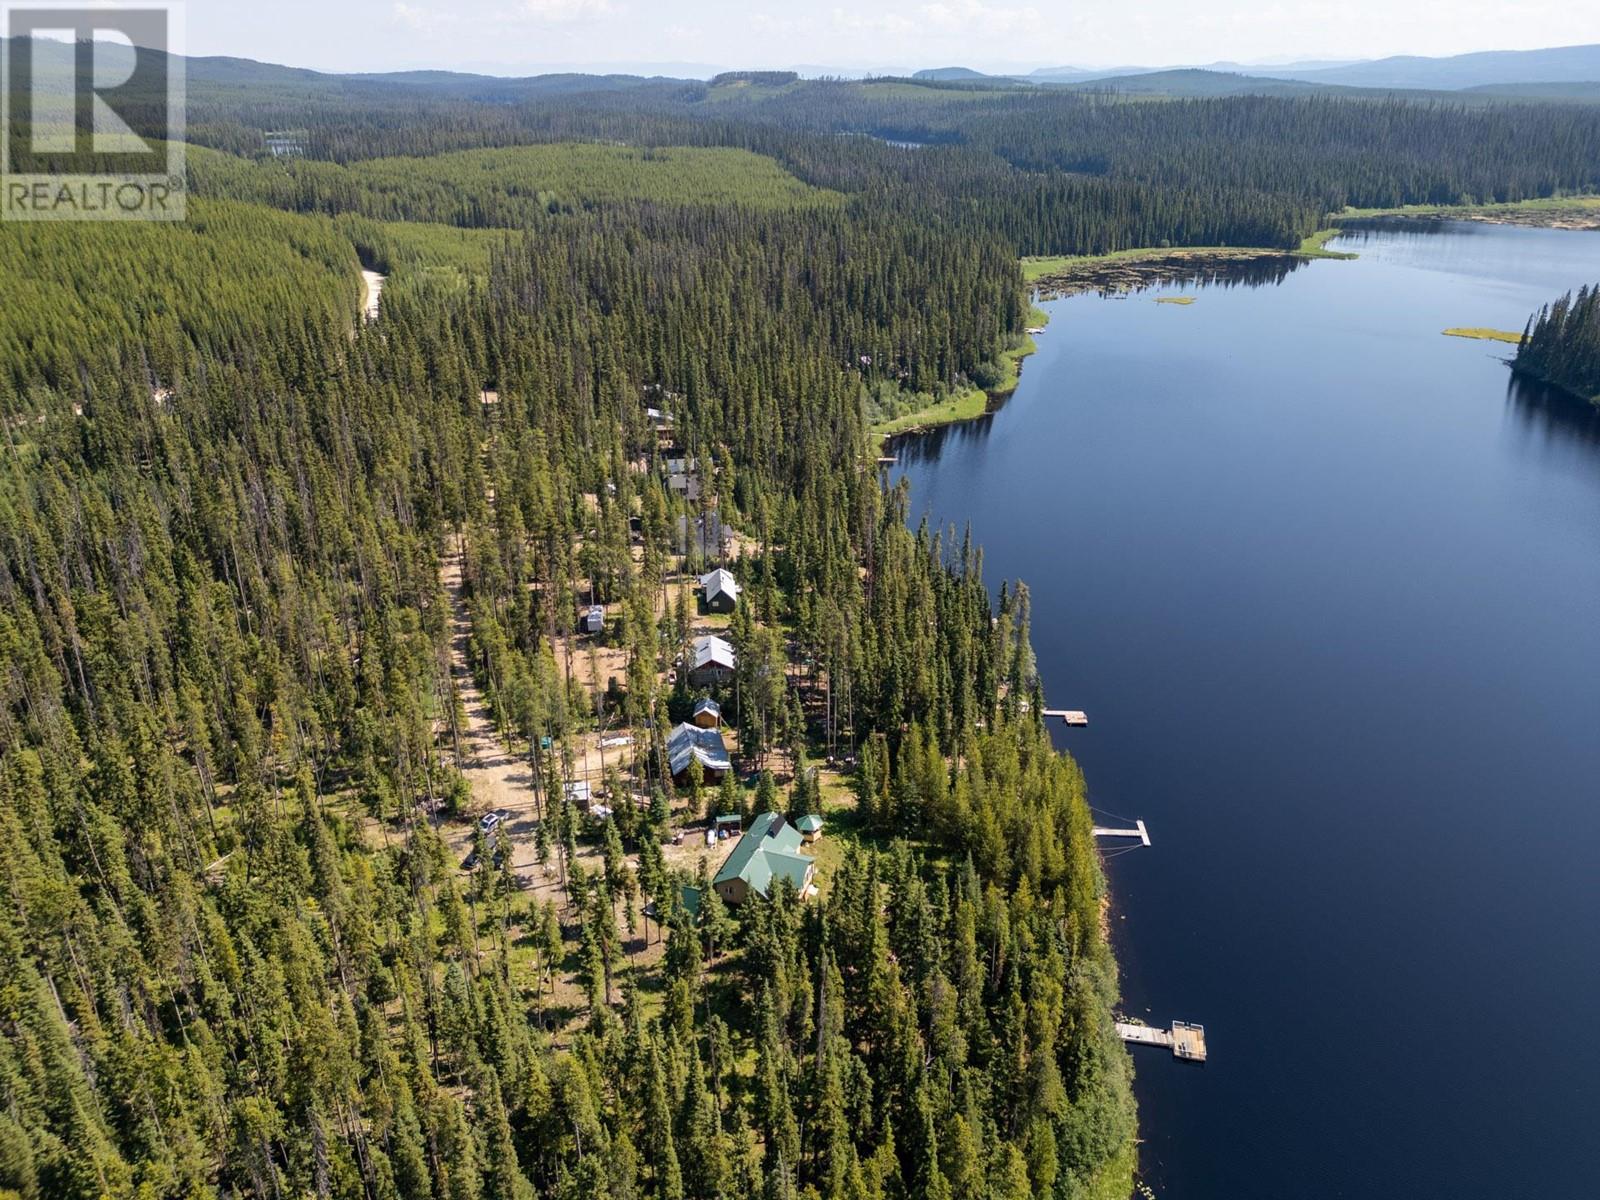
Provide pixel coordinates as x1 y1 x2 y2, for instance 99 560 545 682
180 0 1598 76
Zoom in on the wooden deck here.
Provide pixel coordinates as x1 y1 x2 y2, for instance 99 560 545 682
1092 819 1151 846
1042 708 1089 726
1116 1020 1207 1062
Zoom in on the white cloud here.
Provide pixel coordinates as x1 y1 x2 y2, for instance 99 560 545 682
831 8 917 37
829 2 1042 45
515 0 621 23
921 0 1041 36
393 3 457 34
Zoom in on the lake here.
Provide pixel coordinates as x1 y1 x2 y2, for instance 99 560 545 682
891 221 1600 1198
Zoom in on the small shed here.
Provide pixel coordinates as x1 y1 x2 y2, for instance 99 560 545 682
692 697 722 729
715 813 742 838
564 780 592 809
796 813 824 844
582 604 605 635
699 568 740 613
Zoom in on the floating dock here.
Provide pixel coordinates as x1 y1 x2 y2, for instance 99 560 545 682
1043 708 1088 726
1092 819 1150 847
1116 1020 1207 1062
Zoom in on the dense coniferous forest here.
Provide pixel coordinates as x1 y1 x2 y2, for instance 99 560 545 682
2 48 1597 1200
1516 285 1600 403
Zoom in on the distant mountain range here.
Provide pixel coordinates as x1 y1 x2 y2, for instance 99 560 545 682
915 44 1600 95
7 35 1599 106
1250 44 1600 89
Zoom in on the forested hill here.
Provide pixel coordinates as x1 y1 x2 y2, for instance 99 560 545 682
1 53 1597 1200
1516 285 1600 403
173 64 1600 255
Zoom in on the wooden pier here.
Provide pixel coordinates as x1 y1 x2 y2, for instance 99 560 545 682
1116 1020 1207 1062
1043 708 1088 726
1092 819 1150 847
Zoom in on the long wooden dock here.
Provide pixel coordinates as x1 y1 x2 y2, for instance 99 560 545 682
1116 1020 1207 1062
1092 819 1150 847
1042 708 1088 726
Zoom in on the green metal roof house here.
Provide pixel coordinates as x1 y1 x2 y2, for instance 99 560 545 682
712 811 817 906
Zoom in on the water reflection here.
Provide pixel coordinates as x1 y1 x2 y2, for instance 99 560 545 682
1504 373 1600 450
1333 216 1486 242
888 408 998 464
1034 252 1307 301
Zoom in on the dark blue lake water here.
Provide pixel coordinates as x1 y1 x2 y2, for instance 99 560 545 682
892 221 1600 1199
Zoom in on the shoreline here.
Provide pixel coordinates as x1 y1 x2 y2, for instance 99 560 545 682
1339 195 1600 232
871 307 1047 441
1024 230 1353 301
878 231 1359 443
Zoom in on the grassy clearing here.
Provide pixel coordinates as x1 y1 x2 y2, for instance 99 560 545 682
855 81 1012 102
338 215 503 281
1340 195 1600 224
870 386 988 438
703 79 802 103
1444 327 1523 344
1155 296 1195 305
1297 227 1359 258
346 144 844 215
192 142 843 227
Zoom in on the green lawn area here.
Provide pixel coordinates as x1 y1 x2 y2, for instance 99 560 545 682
1443 327 1523 344
1155 296 1195 305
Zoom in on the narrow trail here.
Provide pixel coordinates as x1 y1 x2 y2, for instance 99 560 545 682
440 534 544 869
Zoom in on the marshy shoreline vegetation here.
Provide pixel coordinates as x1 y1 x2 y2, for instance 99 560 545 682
1443 327 1523 344
1338 194 1600 230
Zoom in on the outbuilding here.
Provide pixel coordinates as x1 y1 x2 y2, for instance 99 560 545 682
795 813 824 844
582 604 605 635
699 568 741 613
692 697 722 729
